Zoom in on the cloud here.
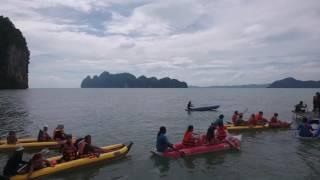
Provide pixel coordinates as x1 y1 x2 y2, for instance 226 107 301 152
1 0 320 87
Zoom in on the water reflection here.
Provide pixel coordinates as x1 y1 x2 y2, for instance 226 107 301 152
150 155 171 174
0 90 32 137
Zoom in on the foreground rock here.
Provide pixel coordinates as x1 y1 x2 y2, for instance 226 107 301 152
0 16 29 89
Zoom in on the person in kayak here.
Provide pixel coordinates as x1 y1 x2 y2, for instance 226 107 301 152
3 147 28 177
187 101 193 110
232 111 239 124
78 135 107 158
53 124 66 141
59 134 77 162
295 101 307 113
7 131 17 144
269 113 289 127
206 123 215 144
313 92 320 113
297 117 314 137
235 113 246 126
248 114 258 125
156 126 175 152
213 114 225 126
26 149 52 179
37 125 52 142
215 122 228 142
182 125 201 147
255 111 268 125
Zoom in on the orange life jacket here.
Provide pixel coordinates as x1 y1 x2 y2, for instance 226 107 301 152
216 127 227 141
270 116 278 123
182 131 196 146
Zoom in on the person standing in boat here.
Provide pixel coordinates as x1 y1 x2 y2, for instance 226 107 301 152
313 92 320 113
187 101 193 110
213 114 225 126
156 126 175 152
295 101 307 113
3 147 28 177
206 123 215 144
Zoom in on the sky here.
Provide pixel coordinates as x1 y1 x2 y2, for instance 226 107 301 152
1 0 320 88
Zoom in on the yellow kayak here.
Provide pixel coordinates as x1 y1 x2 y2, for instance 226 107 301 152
0 138 76 151
0 138 37 144
226 123 291 131
10 142 133 180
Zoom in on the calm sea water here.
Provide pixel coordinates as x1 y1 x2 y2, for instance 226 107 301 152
0 88 320 180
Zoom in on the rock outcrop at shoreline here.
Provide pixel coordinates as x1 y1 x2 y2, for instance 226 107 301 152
0 16 29 89
81 71 188 88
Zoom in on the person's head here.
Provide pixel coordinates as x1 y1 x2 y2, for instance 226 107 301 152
57 124 64 130
219 114 224 119
302 117 308 123
43 125 48 132
66 134 73 144
32 153 43 161
299 101 303 105
8 131 16 136
187 125 194 132
259 111 263 115
251 114 255 118
234 111 238 115
157 126 167 137
316 92 320 96
274 113 278 117
84 135 91 144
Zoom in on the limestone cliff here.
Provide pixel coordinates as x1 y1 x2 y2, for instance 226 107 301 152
0 16 29 89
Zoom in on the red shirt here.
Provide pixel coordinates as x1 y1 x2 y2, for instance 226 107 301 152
232 114 238 124
216 127 227 140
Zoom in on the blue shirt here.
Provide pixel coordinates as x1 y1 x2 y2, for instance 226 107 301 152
156 134 170 152
213 118 224 126
298 124 313 137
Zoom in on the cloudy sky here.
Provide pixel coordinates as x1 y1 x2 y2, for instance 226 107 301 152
1 0 320 87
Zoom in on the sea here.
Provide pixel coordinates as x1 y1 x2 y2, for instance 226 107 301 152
0 88 320 180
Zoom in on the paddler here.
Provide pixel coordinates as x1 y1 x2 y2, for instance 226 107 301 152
7 131 17 144
37 125 52 142
206 123 215 144
255 111 268 125
26 149 52 179
232 111 239 124
248 114 257 125
3 147 28 177
156 126 175 152
269 113 289 127
213 114 225 126
182 125 201 147
295 101 307 113
215 122 228 142
77 135 108 158
53 124 66 141
187 101 193 110
297 117 314 137
59 134 77 162
235 113 246 126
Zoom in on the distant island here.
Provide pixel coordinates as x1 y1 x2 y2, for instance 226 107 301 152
81 72 188 88
268 77 320 88
190 84 269 88
0 16 29 89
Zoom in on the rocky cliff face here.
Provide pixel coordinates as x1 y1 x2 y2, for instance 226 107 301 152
0 16 29 89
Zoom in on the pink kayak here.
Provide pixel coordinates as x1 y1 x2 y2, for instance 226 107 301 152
151 135 242 158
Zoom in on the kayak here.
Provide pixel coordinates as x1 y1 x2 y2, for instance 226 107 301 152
10 142 133 180
0 138 76 151
0 138 37 144
185 105 220 112
226 123 291 132
151 135 241 158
